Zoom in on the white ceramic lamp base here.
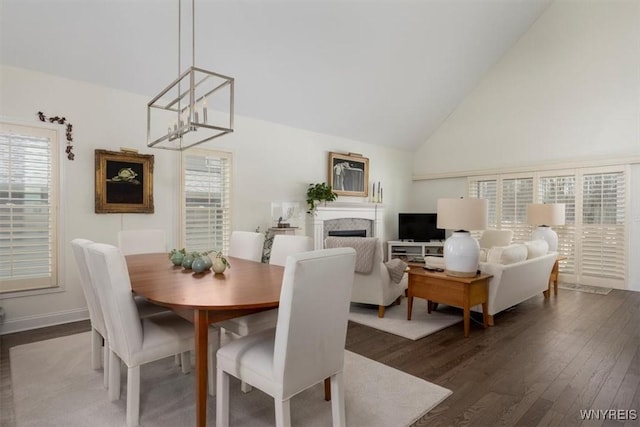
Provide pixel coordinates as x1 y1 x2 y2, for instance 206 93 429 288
532 226 558 252
443 231 480 277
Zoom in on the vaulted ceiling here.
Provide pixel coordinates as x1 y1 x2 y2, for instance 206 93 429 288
0 0 551 150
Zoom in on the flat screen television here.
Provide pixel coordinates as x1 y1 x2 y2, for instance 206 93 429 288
398 213 445 242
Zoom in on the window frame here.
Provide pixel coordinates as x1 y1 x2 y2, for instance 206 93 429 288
0 121 62 298
468 165 628 288
178 148 233 254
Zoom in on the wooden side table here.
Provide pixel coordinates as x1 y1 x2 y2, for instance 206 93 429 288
407 268 492 337
547 255 567 297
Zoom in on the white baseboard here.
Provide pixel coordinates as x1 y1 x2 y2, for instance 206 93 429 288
0 308 89 335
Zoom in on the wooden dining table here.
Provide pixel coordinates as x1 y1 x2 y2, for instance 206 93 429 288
126 253 284 427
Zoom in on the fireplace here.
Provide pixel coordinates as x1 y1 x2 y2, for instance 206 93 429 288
328 229 367 237
306 202 383 250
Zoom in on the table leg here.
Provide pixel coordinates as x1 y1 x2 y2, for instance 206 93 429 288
463 305 470 338
407 295 413 320
194 309 209 427
482 302 489 329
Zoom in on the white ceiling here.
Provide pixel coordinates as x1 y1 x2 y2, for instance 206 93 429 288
0 0 551 151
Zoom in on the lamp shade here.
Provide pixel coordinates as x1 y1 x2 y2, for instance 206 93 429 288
436 198 488 231
527 204 565 226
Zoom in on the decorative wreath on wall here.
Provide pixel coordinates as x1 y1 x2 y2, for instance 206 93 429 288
37 111 75 160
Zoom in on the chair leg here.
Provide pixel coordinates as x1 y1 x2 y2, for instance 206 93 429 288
330 372 346 427
103 340 110 389
91 328 102 370
216 368 230 427
126 365 140 427
180 351 191 374
378 305 385 318
324 378 331 401
209 328 221 397
108 350 121 401
274 398 292 427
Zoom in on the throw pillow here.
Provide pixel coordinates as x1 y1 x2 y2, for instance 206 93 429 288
385 258 408 283
487 244 527 265
524 240 549 259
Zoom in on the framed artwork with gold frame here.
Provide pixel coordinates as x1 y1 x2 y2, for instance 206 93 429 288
328 152 369 197
95 149 154 213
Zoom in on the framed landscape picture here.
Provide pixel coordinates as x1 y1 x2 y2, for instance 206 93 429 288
95 149 154 213
328 152 369 197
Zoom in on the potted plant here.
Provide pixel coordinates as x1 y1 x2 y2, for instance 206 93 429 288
306 182 337 214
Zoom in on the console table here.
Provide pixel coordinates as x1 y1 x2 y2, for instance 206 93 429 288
407 268 491 337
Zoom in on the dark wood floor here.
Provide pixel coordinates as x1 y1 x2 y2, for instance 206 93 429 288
2 287 639 426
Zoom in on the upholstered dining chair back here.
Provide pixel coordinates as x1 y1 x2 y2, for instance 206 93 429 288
71 238 107 371
117 229 166 255
85 243 143 357
268 235 313 266
228 231 265 262
273 247 356 399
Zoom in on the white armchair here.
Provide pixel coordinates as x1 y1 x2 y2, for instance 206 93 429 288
325 237 407 318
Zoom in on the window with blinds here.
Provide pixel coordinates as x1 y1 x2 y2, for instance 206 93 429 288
182 150 231 254
501 176 534 243
538 175 576 274
468 166 627 286
580 171 625 281
0 123 58 294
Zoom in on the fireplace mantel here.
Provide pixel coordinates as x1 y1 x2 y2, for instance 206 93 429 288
306 202 384 250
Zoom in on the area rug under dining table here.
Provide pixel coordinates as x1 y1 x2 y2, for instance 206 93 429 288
10 332 451 426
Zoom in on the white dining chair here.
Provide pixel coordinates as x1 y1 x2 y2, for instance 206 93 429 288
268 235 313 267
117 229 167 255
216 247 356 427
71 239 175 389
84 243 220 427
228 231 265 262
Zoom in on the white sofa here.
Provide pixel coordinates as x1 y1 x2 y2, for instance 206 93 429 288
472 240 557 325
325 237 408 318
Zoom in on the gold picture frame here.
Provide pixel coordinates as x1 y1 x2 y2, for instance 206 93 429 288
328 152 369 197
95 149 154 213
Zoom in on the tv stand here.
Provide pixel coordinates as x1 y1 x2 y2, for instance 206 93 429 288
387 240 444 263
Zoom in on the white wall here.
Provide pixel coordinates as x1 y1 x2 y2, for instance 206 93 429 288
410 0 640 289
0 65 413 333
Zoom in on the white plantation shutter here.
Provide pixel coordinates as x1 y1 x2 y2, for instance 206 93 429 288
468 167 627 286
468 177 497 239
538 174 576 274
182 150 231 254
0 124 58 293
500 176 533 243
580 170 625 283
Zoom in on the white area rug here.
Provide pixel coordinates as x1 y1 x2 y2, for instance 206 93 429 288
349 297 462 340
11 332 452 427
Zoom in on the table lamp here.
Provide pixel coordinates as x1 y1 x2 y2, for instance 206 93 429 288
436 198 488 277
527 203 565 252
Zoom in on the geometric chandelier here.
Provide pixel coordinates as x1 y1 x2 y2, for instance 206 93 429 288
147 0 234 151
